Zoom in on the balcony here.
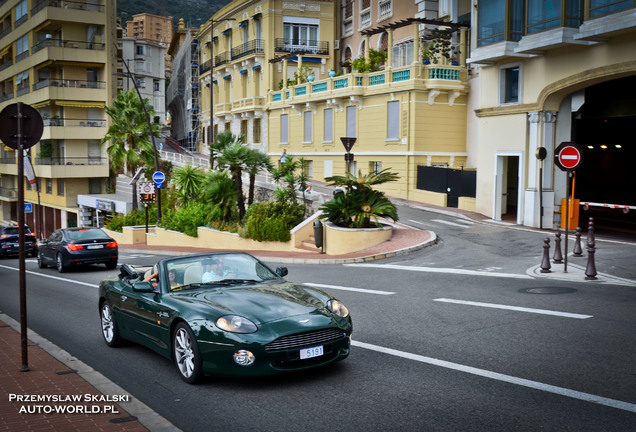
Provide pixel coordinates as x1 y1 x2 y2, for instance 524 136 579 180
231 39 264 61
274 38 329 55
31 38 105 54
35 156 106 166
269 63 467 105
31 0 105 15
0 186 17 200
42 117 106 128
33 79 106 91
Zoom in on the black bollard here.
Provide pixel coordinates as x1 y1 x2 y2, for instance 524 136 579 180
540 237 551 273
587 217 595 245
585 240 597 280
573 226 583 256
553 231 563 263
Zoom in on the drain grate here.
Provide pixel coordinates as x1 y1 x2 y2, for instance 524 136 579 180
110 416 138 424
519 287 577 295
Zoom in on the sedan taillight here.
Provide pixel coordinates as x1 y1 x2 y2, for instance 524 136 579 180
106 241 118 248
67 243 83 251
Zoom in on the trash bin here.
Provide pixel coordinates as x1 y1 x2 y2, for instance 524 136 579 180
313 219 323 248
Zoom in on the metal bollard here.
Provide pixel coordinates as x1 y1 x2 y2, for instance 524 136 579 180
587 217 595 245
553 231 563 263
573 226 583 256
540 237 551 273
585 240 598 280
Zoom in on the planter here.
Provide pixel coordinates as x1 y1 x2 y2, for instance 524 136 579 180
323 221 392 255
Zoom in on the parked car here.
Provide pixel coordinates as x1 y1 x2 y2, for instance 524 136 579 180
98 252 352 384
0 225 38 258
38 227 118 272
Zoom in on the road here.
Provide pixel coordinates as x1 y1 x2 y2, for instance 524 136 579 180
1 207 635 431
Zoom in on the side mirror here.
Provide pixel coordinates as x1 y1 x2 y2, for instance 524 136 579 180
276 267 288 277
132 281 158 293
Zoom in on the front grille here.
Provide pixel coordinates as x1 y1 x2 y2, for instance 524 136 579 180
265 328 345 351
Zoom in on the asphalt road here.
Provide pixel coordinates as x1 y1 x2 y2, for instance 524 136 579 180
1 207 635 431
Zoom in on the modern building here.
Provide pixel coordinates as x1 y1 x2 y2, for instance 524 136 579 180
120 36 167 125
467 0 636 232
0 0 117 236
125 13 173 78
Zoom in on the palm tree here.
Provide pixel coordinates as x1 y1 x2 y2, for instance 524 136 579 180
202 171 238 222
101 90 159 177
209 130 243 170
271 155 302 204
244 149 273 206
173 165 205 204
217 142 251 220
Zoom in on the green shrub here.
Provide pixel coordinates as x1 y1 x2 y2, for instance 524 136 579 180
159 202 208 237
241 201 304 242
105 209 155 232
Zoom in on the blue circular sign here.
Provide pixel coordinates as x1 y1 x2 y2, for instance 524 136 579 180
152 171 165 184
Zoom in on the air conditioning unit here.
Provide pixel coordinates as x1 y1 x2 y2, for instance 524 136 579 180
334 40 340 50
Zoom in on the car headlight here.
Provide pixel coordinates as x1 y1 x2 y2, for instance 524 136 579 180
327 300 349 318
216 315 257 333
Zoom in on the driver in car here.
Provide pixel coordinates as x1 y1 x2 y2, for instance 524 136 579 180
202 258 229 283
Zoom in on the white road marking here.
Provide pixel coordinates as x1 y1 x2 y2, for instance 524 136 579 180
346 263 533 280
304 282 394 295
433 298 593 319
431 219 473 228
353 340 636 413
0 264 98 288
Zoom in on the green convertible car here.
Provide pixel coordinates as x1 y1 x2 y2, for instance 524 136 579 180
98 252 352 383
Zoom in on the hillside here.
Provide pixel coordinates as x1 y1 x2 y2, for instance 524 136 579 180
117 0 231 29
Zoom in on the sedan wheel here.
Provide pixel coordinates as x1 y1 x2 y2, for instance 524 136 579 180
173 323 203 384
100 302 121 347
56 253 67 273
37 251 47 269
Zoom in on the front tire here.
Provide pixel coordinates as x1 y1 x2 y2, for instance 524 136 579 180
56 252 68 273
37 251 47 268
173 323 203 384
100 301 121 347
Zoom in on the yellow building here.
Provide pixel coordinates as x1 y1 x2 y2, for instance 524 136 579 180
0 0 117 236
201 0 472 208
468 0 636 231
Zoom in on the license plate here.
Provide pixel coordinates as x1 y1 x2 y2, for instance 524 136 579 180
300 345 323 360
87 245 103 249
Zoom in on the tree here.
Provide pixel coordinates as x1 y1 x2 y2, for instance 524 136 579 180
208 130 242 170
271 155 303 204
244 149 273 206
202 171 238 222
216 142 250 220
173 165 205 204
101 90 160 177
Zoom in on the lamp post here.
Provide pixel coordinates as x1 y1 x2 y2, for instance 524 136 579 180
118 52 162 222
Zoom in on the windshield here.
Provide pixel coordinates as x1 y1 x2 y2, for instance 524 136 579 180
162 253 280 290
66 229 111 241
3 227 31 235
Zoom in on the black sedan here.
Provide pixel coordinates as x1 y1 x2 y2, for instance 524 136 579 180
38 228 118 272
0 225 38 258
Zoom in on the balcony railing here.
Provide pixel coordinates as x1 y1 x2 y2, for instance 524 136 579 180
32 38 105 54
33 79 106 91
214 51 229 67
231 39 264 61
35 157 106 166
42 118 106 127
31 0 105 15
199 59 211 75
0 187 17 198
274 39 329 55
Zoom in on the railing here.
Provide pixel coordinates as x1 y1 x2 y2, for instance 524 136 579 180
0 93 13 102
35 157 106 166
32 38 105 54
199 59 211 75
0 59 12 72
0 187 17 198
33 79 106 91
274 38 329 55
31 0 104 15
43 118 106 127
214 51 229 67
231 39 264 61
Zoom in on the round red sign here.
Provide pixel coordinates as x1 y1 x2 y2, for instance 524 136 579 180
558 146 581 170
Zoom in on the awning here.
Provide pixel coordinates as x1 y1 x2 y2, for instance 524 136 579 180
0 45 10 57
56 101 105 108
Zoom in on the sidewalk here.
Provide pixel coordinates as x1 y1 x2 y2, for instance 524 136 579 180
0 314 180 432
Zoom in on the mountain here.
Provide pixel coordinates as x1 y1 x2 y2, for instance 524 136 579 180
117 0 231 29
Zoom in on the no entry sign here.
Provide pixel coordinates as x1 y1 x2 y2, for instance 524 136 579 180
554 142 582 171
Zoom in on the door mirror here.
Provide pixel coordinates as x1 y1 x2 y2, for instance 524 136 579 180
132 281 158 293
276 267 288 277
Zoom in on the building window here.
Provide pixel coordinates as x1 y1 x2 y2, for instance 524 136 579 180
136 45 145 55
527 0 562 33
303 159 314 177
387 101 399 140
303 111 312 143
283 21 319 51
360 0 372 29
46 179 53 194
253 118 261 143
346 106 356 137
392 42 413 67
154 80 160 91
589 0 631 18
370 161 382 174
15 0 27 21
324 108 333 142
477 0 524 47
89 178 101 194
241 119 248 139
500 65 520 104
280 114 288 143
378 0 392 21
57 178 64 196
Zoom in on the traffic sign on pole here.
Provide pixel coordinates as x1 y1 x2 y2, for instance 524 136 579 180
554 142 582 171
152 171 165 184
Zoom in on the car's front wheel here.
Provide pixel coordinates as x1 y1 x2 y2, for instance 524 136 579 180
37 251 47 268
173 323 203 384
56 252 68 273
100 301 121 347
